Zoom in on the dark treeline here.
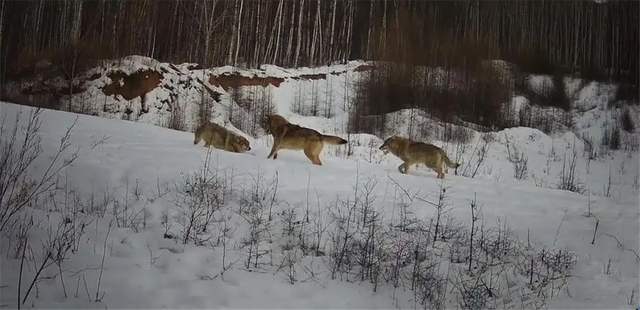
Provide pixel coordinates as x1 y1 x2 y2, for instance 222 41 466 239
1 0 637 86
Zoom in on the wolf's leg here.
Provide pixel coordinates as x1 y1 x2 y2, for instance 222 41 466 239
304 149 317 165
398 163 409 174
403 163 411 174
434 165 445 179
313 147 323 166
267 148 279 160
304 146 322 166
267 139 280 159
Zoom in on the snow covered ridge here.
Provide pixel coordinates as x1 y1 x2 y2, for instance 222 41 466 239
0 101 637 309
4 55 373 134
3 55 639 198
5 55 636 137
0 57 638 310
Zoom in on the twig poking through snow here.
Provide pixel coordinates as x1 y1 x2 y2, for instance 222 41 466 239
552 210 567 247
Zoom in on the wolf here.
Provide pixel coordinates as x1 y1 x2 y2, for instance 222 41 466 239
193 121 251 153
379 135 460 179
265 114 347 165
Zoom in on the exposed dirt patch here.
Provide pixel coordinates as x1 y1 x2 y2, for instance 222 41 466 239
296 73 327 80
102 70 163 100
354 64 373 72
209 73 284 91
289 66 371 80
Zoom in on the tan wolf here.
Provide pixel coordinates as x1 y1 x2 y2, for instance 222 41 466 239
265 114 347 165
379 135 460 179
193 121 251 153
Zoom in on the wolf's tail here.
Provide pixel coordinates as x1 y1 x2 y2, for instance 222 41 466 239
440 149 460 168
321 134 348 145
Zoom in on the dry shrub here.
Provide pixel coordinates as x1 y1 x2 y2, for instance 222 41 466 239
56 41 112 80
350 14 511 135
620 108 635 132
12 41 111 81
514 70 571 114
505 44 557 76
615 83 639 103
348 60 511 136
227 85 274 138
12 50 58 79
6 41 112 111
441 124 474 144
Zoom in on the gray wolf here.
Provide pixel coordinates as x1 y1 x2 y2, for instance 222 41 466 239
193 121 251 153
265 114 347 165
379 135 460 179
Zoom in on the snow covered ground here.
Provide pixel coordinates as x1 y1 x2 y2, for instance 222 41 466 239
1 56 639 309
0 97 638 309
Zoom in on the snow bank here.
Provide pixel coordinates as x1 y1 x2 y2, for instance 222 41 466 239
0 101 637 309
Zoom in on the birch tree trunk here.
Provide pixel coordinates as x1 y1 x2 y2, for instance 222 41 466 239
70 0 83 44
0 0 6 81
366 1 374 59
284 2 295 65
293 0 305 68
233 0 244 67
309 0 320 65
200 0 220 67
339 1 348 62
381 0 387 54
112 0 123 55
228 0 239 64
344 1 355 62
265 0 283 65
329 0 337 62
314 0 323 64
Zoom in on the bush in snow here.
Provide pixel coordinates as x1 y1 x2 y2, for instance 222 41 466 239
0 108 121 306
266 171 579 309
171 148 234 245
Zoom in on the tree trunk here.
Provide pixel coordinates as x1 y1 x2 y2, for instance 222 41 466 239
233 0 244 67
293 0 305 68
70 0 83 44
329 0 338 62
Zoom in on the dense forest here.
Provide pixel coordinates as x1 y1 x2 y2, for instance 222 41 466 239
0 0 638 131
1 0 637 81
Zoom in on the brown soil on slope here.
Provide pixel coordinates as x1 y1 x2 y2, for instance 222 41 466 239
102 70 164 100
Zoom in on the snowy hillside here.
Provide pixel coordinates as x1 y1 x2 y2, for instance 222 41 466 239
6 55 369 137
2 55 639 309
1 95 638 309
6 56 639 198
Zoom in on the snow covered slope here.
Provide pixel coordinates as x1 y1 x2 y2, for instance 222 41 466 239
0 101 638 309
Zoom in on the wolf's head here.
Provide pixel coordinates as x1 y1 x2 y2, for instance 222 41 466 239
379 135 402 155
265 114 289 133
233 135 252 153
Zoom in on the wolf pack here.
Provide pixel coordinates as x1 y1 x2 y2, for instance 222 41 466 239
194 114 460 179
